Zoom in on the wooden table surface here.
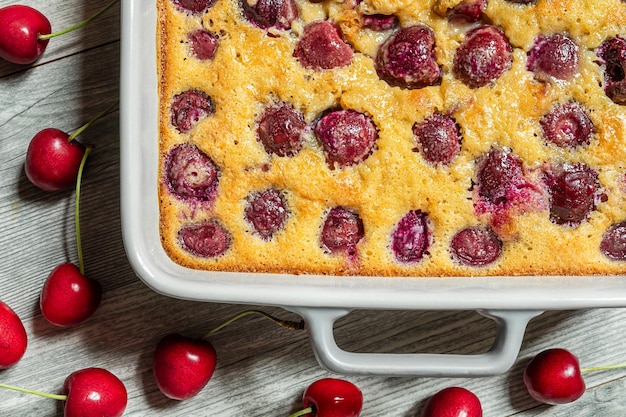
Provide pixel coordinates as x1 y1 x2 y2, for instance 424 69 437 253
2 1 626 416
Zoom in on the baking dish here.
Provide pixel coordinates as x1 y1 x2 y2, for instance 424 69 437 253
119 0 626 377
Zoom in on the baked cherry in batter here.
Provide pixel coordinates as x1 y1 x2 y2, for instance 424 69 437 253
170 90 214 133
450 226 502 267
453 25 512 88
375 24 441 89
540 101 593 148
172 0 216 14
596 36 626 105
245 188 288 240
527 34 579 81
601 221 626 260
315 109 378 168
362 14 398 31
320 207 364 256
445 0 486 23
165 144 219 202
241 0 298 30
391 210 431 264
294 20 353 70
187 29 219 60
543 163 600 226
476 147 526 207
257 102 307 157
412 113 461 166
178 221 231 258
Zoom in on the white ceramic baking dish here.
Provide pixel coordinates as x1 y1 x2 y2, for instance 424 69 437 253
119 0 626 377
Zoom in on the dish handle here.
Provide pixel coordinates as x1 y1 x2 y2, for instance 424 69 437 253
289 307 543 377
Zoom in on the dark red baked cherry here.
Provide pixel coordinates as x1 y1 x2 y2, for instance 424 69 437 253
527 33 579 81
301 378 363 417
412 113 461 165
320 207 364 256
543 163 600 226
453 25 512 88
257 102 307 157
596 36 626 105
240 0 298 30
450 226 502 267
315 109 378 168
170 90 214 133
362 14 398 31
294 20 353 70
420 387 482 417
391 210 431 264
165 144 219 202
540 101 593 148
245 188 288 240
172 0 216 14
188 29 219 60
476 147 526 207
446 0 486 23
178 221 231 258
153 333 217 400
0 300 27 369
523 348 586 405
601 221 626 261
0 5 51 65
375 24 441 89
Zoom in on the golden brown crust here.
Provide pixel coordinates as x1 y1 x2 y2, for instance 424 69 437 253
157 0 626 276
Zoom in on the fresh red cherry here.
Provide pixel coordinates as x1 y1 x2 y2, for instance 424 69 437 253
40 262 102 327
291 378 363 417
0 367 127 417
0 5 51 65
153 333 217 400
150 309 302 401
523 348 586 405
0 0 120 65
25 128 86 192
0 300 28 369
25 101 117 192
420 387 482 417
62 368 128 417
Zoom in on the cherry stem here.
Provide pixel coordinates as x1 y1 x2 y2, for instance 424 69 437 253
206 309 305 337
75 145 93 276
288 407 314 417
0 383 67 401
68 101 118 143
581 363 626 373
39 0 120 41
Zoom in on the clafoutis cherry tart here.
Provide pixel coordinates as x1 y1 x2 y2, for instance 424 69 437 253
157 0 626 277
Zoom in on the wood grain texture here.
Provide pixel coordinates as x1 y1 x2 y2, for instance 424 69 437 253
1 0 626 416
